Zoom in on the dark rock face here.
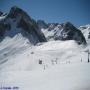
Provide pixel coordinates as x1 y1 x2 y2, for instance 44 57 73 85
7 6 29 19
17 17 47 43
0 11 3 16
37 20 48 29
0 6 47 44
54 22 87 45
0 23 11 40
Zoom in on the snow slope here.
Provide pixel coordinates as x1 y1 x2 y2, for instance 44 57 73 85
0 63 90 90
0 34 30 68
0 39 90 90
0 40 86 71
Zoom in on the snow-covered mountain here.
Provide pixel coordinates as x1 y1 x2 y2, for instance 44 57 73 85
41 22 87 45
0 6 88 45
0 6 47 44
0 6 90 90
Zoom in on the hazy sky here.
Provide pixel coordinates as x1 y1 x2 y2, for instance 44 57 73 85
0 0 90 26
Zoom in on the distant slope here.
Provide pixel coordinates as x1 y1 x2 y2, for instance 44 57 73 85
0 33 30 66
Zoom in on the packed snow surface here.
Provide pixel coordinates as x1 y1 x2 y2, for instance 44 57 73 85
0 34 90 90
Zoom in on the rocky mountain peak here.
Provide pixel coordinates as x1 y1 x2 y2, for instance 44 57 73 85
7 6 32 23
0 6 47 44
7 6 26 18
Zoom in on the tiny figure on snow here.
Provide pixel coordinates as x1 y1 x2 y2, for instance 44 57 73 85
39 59 42 65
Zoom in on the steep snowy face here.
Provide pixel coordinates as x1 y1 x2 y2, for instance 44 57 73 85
0 6 47 44
79 25 90 41
42 22 86 45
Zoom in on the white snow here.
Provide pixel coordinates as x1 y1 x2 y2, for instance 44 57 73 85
0 37 90 90
0 63 90 90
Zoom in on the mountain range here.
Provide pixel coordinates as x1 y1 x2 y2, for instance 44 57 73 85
0 6 89 45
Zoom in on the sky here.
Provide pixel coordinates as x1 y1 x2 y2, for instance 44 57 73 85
0 0 90 26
